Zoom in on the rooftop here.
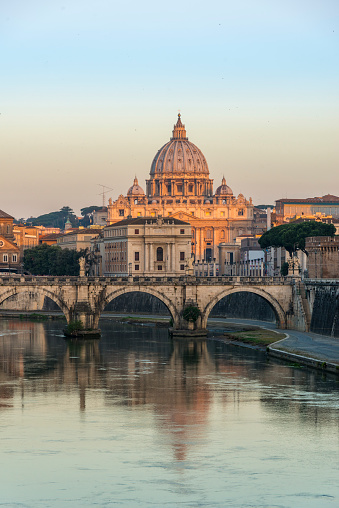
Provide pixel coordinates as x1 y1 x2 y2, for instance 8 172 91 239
276 194 339 204
106 217 190 227
0 210 14 219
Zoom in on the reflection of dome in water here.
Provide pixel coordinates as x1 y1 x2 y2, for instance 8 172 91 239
150 114 209 176
215 177 233 196
127 177 145 196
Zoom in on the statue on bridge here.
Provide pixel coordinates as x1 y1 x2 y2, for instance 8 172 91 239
79 257 86 277
185 257 194 276
287 256 300 277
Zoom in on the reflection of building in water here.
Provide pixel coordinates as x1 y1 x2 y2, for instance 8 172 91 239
0 321 49 378
1 321 337 462
62 340 102 411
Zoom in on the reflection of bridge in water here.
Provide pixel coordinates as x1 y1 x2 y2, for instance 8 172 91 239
0 275 315 334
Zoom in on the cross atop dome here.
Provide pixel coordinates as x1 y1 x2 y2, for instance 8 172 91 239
172 113 187 140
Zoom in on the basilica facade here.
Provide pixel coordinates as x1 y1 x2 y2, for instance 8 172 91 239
107 115 254 263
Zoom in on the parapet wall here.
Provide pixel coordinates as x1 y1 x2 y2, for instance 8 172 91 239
305 279 339 337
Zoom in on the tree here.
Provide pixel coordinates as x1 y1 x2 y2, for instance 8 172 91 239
23 244 86 276
26 206 78 229
79 206 101 227
80 206 101 217
259 221 336 256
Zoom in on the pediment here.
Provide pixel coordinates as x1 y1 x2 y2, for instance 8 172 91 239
169 211 194 221
0 236 19 251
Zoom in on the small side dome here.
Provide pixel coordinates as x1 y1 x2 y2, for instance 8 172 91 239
127 176 145 196
215 176 233 196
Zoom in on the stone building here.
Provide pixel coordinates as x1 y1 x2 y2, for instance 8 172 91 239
57 228 102 251
305 236 339 279
0 210 20 273
275 195 339 224
107 115 254 263
99 216 191 277
13 224 40 256
92 207 108 226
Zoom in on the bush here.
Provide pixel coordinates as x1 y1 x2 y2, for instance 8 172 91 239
65 320 84 334
280 262 289 276
183 306 200 322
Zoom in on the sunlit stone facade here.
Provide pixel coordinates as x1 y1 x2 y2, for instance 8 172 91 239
107 115 253 262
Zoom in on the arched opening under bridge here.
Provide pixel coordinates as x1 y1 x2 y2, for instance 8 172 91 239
203 288 286 329
98 288 176 329
0 287 70 323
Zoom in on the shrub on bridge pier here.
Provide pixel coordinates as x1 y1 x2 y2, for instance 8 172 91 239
183 306 201 322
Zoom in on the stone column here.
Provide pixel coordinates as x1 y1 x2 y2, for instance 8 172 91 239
200 228 204 260
150 244 154 274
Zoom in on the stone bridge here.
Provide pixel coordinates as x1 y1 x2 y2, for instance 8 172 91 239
0 274 309 335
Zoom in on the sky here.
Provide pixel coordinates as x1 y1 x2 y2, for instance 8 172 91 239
1 0 338 219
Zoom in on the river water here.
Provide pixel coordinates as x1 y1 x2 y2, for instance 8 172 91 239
0 318 338 508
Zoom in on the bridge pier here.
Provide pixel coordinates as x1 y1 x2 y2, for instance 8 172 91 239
70 302 101 334
170 305 207 338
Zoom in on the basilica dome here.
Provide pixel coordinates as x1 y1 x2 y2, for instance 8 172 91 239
150 114 209 176
127 177 145 196
215 177 233 196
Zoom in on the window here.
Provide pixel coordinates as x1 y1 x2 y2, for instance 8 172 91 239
180 229 185 234
135 229 139 234
134 252 139 261
156 247 163 261
119 209 124 216
12 254 17 262
180 252 185 261
3 254 8 262
188 184 193 192
238 209 244 216
157 265 163 270
135 265 139 270
180 264 185 271
206 229 212 239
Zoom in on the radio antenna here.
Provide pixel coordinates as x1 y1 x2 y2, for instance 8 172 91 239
98 184 113 207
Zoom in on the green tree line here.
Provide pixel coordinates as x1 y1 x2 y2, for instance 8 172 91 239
23 244 86 276
259 221 336 256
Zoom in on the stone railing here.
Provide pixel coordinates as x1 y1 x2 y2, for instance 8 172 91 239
0 275 292 286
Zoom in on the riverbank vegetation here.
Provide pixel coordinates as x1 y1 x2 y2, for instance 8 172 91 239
220 326 285 347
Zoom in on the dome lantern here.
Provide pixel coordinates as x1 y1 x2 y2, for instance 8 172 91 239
171 114 187 140
127 176 145 196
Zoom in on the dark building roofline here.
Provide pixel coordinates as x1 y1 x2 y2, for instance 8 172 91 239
105 217 191 228
0 210 14 219
276 194 339 205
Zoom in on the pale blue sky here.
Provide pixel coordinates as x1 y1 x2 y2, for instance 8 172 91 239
1 0 338 218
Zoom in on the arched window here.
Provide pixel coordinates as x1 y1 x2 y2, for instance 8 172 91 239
156 247 163 262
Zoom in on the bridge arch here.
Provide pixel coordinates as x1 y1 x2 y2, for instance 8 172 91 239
99 287 179 327
201 287 287 329
0 287 71 323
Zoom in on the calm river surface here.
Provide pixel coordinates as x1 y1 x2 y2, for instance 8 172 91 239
0 318 338 508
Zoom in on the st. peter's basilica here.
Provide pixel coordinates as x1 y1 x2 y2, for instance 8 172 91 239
107 114 254 262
